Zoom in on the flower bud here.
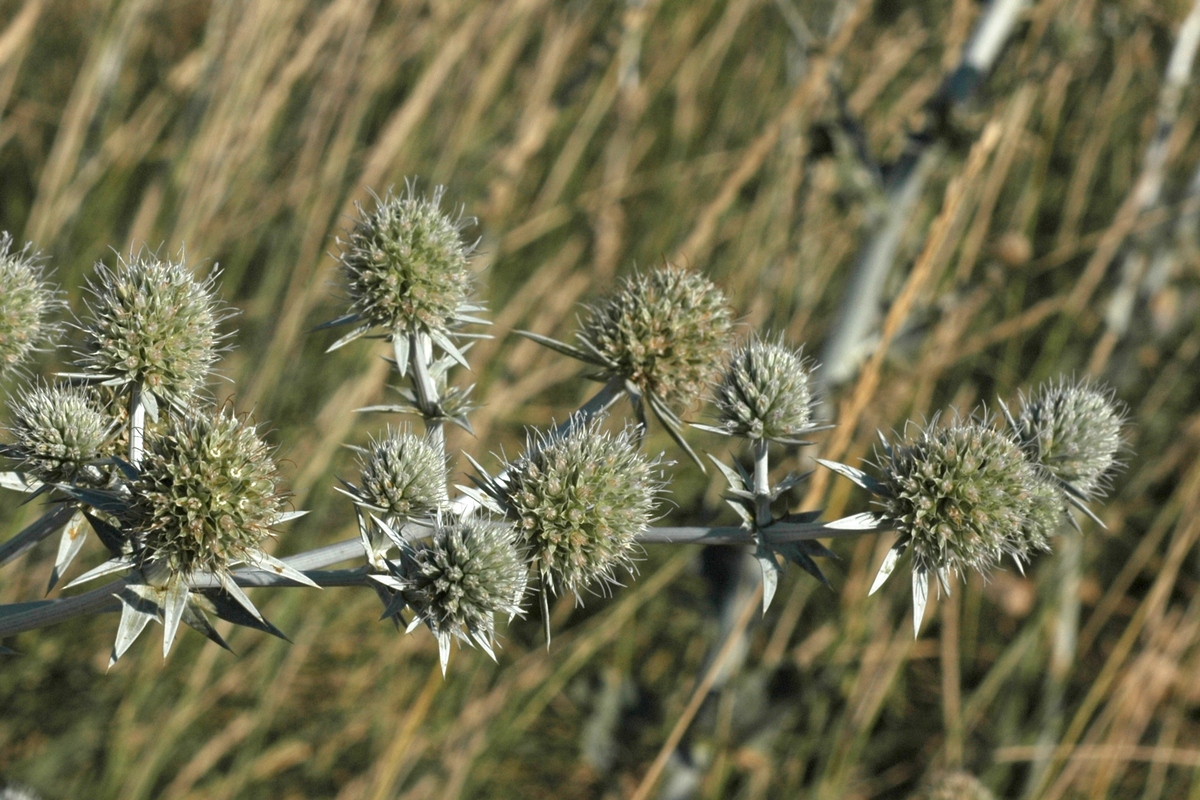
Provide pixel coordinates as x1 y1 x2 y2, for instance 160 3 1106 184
0 234 60 378
5 382 111 484
77 250 226 406
342 426 447 519
124 407 284 577
576 265 733 407
713 335 816 442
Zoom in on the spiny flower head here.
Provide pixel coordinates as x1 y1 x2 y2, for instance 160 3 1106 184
498 418 664 597
713 334 816 442
1013 378 1124 500
910 772 994 800
340 426 447 519
77 250 227 407
4 382 112 484
336 184 477 342
393 514 526 670
124 407 284 577
576 265 733 407
875 417 1044 577
0 233 60 378
1018 474 1063 558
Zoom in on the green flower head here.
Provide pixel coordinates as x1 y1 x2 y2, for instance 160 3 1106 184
392 514 526 672
77 250 227 407
339 426 448 520
875 416 1046 578
124 407 284 577
334 183 478 345
4 382 112 484
0 233 61 379
576 264 734 407
1012 378 1124 501
712 334 817 442
496 417 664 597
910 772 994 800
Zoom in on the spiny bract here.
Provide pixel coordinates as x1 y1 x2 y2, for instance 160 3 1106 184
0 233 60 379
77 250 226 407
501 418 663 597
343 426 448 519
713 334 815 442
124 407 284 577
338 185 476 340
393 515 526 671
576 264 733 407
1014 378 1124 500
876 418 1045 577
5 382 111 484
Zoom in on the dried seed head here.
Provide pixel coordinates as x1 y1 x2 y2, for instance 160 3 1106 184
576 265 733 407
501 418 663 597
1013 378 1124 500
344 426 448 519
394 514 526 665
338 184 476 340
876 417 1045 577
5 382 111 484
910 771 994 800
125 407 284 577
713 335 816 442
0 234 60 378
77 250 227 406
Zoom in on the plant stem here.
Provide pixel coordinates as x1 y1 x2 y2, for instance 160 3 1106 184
752 437 771 527
128 384 146 466
405 332 443 452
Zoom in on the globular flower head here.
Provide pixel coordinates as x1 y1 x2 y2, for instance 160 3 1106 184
124 407 284 577
393 514 526 671
1012 378 1124 500
340 426 448 519
875 416 1045 578
712 334 817 442
77 250 227 407
4 382 112 484
0 233 61 378
494 417 664 597
1018 474 1063 559
336 184 477 342
910 772 994 800
576 264 733 407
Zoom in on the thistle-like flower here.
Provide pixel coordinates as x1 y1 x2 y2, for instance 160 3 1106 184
337 426 448 521
519 264 733 467
909 772 994 800
125 406 285 578
76 250 227 409
324 184 480 353
706 334 821 443
1008 378 1124 509
819 415 1048 634
0 233 60 379
470 417 664 602
3 382 112 485
374 514 526 673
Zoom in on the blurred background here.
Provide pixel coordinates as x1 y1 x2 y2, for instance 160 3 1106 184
2 0 1200 797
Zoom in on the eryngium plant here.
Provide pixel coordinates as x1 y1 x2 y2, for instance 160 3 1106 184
3 382 112 485
472 417 664 601
708 335 819 443
0 233 60 379
326 183 479 351
125 406 285 578
76 250 227 409
374 514 526 673
909 771 995 800
338 426 448 521
1009 377 1125 507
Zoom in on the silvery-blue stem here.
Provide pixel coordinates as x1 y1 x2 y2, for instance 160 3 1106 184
405 332 443 452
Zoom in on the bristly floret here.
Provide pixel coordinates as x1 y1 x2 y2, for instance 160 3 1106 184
0 233 61 379
487 417 664 598
1011 378 1125 501
4 382 112 485
576 264 733 407
330 183 478 349
338 426 448 520
76 249 228 408
874 416 1045 579
124 406 285 578
710 334 818 443
390 514 526 673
